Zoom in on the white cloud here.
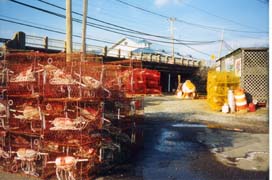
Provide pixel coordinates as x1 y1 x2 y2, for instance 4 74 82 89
154 0 170 7
95 7 101 13
154 0 183 7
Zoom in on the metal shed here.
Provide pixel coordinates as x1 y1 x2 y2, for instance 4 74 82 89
216 47 269 104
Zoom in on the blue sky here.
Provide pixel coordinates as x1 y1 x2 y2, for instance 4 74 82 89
0 0 269 60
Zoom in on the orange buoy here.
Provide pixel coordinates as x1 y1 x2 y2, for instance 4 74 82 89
234 88 247 111
248 103 256 112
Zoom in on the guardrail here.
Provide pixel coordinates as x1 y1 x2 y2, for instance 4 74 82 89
2 32 201 67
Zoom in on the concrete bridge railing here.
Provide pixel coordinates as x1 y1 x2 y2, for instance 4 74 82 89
2 32 202 67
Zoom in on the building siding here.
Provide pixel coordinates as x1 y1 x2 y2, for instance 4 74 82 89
217 48 268 104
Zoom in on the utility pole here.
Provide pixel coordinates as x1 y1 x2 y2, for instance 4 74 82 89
217 29 224 59
169 17 176 64
81 0 88 60
66 0 73 62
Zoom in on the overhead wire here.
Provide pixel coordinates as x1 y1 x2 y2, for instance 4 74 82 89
8 0 220 45
222 40 234 51
0 15 169 51
6 0 218 57
36 0 174 40
0 14 66 32
110 0 168 19
182 44 211 57
0 15 212 57
255 0 268 4
72 0 169 34
181 1 265 31
35 0 218 43
113 0 268 34
0 16 135 49
3 0 268 58
88 3 158 33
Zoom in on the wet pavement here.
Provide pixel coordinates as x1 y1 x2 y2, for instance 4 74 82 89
0 119 268 180
0 96 268 180
97 119 268 180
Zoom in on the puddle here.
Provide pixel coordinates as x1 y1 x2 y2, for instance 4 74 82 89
155 128 203 153
95 120 268 180
172 123 207 128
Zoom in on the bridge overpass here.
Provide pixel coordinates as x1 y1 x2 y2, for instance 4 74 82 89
0 32 208 93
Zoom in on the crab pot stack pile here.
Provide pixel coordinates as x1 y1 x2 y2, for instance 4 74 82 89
0 52 161 179
106 60 162 96
143 69 161 95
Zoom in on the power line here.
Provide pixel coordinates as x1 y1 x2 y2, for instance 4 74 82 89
9 0 219 45
5 0 215 57
182 2 264 31
0 16 211 58
111 0 168 19
0 18 67 36
10 0 164 42
36 0 173 41
0 15 165 50
113 0 268 34
255 0 268 4
183 44 210 57
0 16 121 47
223 40 234 51
37 0 217 43
0 14 66 32
87 3 150 30
92 2 161 32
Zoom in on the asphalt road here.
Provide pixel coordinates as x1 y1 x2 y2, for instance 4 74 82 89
0 96 268 180
0 121 267 180
97 119 268 180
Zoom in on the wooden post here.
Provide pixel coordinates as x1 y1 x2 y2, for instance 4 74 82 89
44 36 48 50
4 32 25 49
177 74 182 92
103 46 107 57
66 0 73 62
17 32 26 49
118 49 121 58
169 17 176 64
81 0 88 60
168 73 171 92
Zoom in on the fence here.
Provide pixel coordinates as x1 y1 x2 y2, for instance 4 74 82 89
3 32 201 67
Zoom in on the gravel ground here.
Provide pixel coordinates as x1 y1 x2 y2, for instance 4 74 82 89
144 95 269 171
144 95 269 133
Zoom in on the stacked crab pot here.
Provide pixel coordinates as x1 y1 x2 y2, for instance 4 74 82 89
0 52 161 179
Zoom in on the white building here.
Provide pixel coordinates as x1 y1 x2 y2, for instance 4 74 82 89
107 37 152 58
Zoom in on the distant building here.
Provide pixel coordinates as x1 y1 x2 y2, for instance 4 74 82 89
107 37 200 66
107 37 152 58
216 47 269 104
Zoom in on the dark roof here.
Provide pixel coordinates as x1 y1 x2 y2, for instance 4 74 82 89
217 47 268 62
137 39 151 44
109 38 152 51
108 38 126 51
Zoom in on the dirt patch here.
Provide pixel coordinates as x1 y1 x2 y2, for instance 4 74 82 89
144 95 268 133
